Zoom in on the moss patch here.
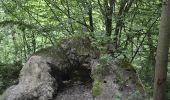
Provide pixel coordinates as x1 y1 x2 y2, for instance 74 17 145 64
92 79 102 97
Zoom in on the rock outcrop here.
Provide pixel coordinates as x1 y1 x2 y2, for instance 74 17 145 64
2 37 99 100
1 37 146 100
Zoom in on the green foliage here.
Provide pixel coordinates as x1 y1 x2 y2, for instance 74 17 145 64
91 32 110 53
136 58 154 96
0 0 168 98
0 62 22 94
92 79 101 97
99 54 112 65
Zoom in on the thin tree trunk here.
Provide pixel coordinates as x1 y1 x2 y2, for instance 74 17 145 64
31 32 36 53
88 3 94 32
11 30 18 60
114 0 134 49
147 32 155 66
153 0 170 100
104 0 114 37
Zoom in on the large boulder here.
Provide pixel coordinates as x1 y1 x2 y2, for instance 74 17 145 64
1 37 146 100
2 37 99 100
54 60 145 100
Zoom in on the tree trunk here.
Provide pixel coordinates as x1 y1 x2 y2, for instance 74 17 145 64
153 0 170 100
88 1 94 32
104 0 114 37
114 0 134 50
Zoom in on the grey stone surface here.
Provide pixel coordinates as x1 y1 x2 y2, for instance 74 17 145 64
2 56 55 100
1 37 146 100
